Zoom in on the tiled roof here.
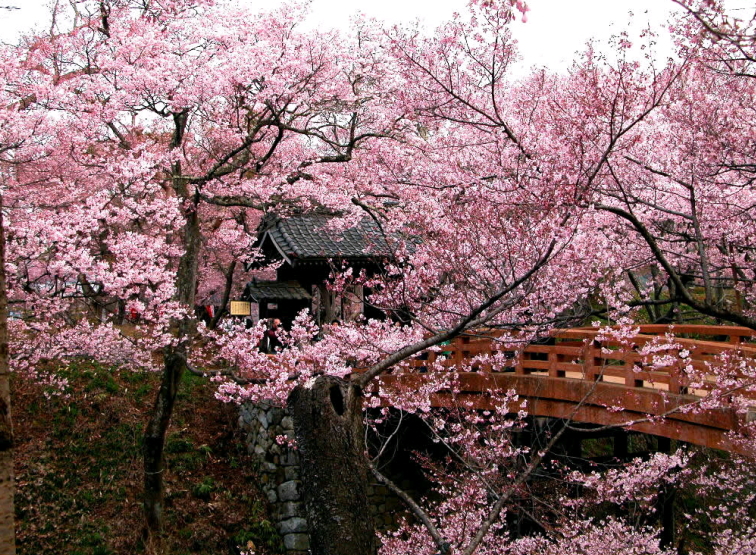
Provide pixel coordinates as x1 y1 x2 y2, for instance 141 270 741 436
244 280 312 302
261 214 391 263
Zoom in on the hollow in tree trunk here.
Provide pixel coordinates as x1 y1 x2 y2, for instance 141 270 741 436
288 375 377 555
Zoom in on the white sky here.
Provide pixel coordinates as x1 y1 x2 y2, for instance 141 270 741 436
0 0 753 73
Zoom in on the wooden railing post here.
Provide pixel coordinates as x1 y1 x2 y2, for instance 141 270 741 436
667 346 682 395
515 347 526 375
548 349 559 378
583 339 602 382
455 336 469 366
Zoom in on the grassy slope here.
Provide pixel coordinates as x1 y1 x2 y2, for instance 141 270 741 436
12 361 283 555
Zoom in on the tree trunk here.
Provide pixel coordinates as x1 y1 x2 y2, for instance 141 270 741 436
287 376 377 555
142 113 200 539
143 349 185 536
0 196 15 555
208 260 236 330
657 436 676 551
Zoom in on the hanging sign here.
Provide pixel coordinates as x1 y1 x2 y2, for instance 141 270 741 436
230 301 251 316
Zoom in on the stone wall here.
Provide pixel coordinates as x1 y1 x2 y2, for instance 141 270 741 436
238 402 310 554
368 481 411 530
239 406 653 555
238 403 420 554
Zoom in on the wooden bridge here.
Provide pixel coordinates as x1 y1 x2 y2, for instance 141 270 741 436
376 325 756 455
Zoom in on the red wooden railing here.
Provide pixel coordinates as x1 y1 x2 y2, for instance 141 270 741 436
375 325 756 455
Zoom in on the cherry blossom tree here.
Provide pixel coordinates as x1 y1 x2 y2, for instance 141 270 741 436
203 2 734 554
217 2 756 554
580 0 756 328
1 0 408 541
1 0 611 550
0 204 12 555
0 39 52 554
3 0 756 554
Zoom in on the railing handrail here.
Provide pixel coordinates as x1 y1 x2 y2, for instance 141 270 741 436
406 325 756 399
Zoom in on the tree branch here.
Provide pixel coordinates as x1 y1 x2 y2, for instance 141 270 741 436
369 463 451 555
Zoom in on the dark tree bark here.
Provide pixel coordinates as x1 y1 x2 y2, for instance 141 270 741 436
288 376 377 555
0 195 16 555
143 115 200 537
143 349 185 535
657 437 676 551
208 259 236 330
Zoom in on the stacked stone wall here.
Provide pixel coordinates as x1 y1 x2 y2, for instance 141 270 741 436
238 402 310 554
238 403 418 554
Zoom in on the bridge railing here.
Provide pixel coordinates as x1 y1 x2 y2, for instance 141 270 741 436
372 325 756 453
406 325 756 399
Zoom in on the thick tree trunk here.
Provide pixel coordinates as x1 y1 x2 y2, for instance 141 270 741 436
287 376 377 555
0 197 15 555
143 349 185 536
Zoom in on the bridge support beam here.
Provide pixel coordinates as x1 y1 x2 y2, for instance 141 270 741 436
657 437 677 551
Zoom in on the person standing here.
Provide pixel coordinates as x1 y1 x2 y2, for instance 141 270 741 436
263 318 283 353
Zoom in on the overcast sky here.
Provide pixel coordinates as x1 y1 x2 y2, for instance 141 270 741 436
0 0 752 74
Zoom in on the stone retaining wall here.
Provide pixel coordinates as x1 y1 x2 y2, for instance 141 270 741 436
238 403 419 554
238 402 310 554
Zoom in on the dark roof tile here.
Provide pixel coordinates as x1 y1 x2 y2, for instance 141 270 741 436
262 214 391 261
244 280 312 302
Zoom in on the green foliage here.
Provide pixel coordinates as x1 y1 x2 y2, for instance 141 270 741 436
84 370 119 394
70 528 116 555
234 519 285 554
166 434 206 473
229 497 286 554
192 476 217 500
580 437 614 458
165 434 195 454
